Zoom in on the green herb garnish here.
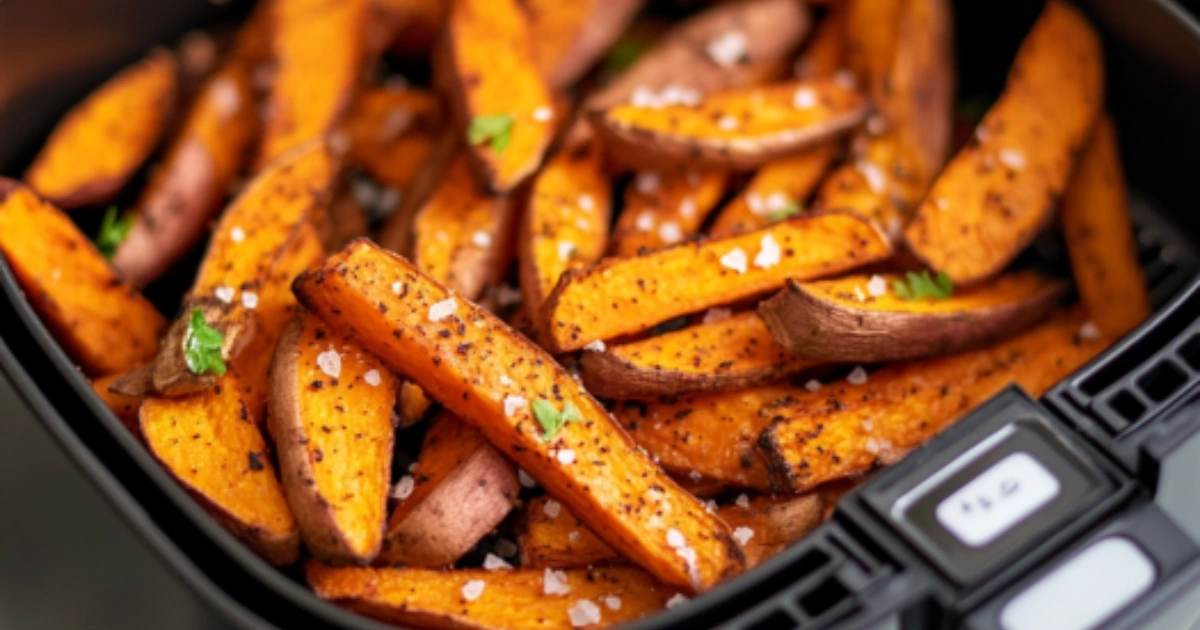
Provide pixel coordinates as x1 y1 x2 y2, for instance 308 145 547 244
468 114 515 154
533 398 580 442
892 270 954 301
603 37 650 74
94 206 134 259
766 200 803 223
184 308 227 376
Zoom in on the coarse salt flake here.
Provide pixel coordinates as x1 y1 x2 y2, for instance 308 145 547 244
805 379 822 392
392 281 405 295
504 395 527 418
568 599 602 627
706 30 747 68
544 568 570 595
720 248 748 274
856 160 887 194
557 240 576 261
483 553 512 570
717 115 739 131
578 195 595 212
568 531 581 542
518 469 537 488
753 233 781 269
658 221 683 244
634 212 655 231
557 449 577 464
241 291 259 309
391 475 415 500
317 350 342 379
461 580 486 602
472 231 493 247
533 106 554 122
765 192 791 212
210 76 241 116
666 594 690 609
746 192 766 215
666 528 686 548
214 286 236 303
689 471 703 482
230 226 246 243
364 369 382 387
866 275 887 297
679 197 698 219
604 596 622 611
584 340 606 352
1079 321 1101 341
735 493 750 508
793 87 818 109
702 307 732 324
732 526 755 546
636 172 661 194
544 499 562 519
998 148 1026 170
500 374 516 387
428 297 457 322
847 365 869 385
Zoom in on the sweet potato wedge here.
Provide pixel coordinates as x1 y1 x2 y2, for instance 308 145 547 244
614 385 808 492
758 310 1111 493
113 61 259 289
294 241 742 592
592 79 869 172
519 494 824 570
376 128 462 258
0 180 166 376
580 311 824 400
708 144 838 238
883 0 955 184
92 373 142 434
586 0 810 111
903 0 1104 285
1062 116 1150 338
758 271 1067 362
538 212 892 353
25 49 178 209
379 412 518 567
256 0 369 168
812 135 920 242
407 155 518 301
269 314 398 565
525 0 645 89
149 142 338 396
609 170 728 257
518 134 613 320
307 563 678 630
397 380 436 428
439 0 554 192
341 86 443 191
792 3 848 80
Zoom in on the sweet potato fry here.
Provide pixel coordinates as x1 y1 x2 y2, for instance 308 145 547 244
406 155 517 301
884 0 955 184
812 135 920 241
379 412 518 567
580 311 824 399
610 171 728 257
758 271 1067 362
149 142 335 397
708 144 838 238
25 49 178 209
376 129 462 258
294 241 742 592
256 0 369 168
397 381 435 428
538 212 892 353
758 310 1111 493
1062 116 1149 338
92 373 142 434
793 4 848 80
518 134 612 320
519 494 824 570
525 0 645 89
614 385 808 492
340 86 443 191
439 0 554 192
586 0 810 111
269 314 398 565
114 62 259 289
0 180 166 376
307 563 678 630
592 78 868 171
904 1 1104 285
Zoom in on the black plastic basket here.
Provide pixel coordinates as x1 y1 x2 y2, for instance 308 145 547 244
2 1 1199 629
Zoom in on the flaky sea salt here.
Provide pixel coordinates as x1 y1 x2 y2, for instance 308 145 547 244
753 233 781 269
866 275 887 297
720 248 748 274
998 148 1026 170
635 212 655 231
732 526 755 546
241 292 259 309
214 286 235 304
666 528 686 548
544 568 571 595
584 340 606 352
472 231 493 247
805 379 822 392
603 596 622 611
793 86 818 109
702 307 732 325
558 240 576 261
544 499 562 519
461 580 486 602
533 106 554 122
666 594 690 609
679 197 697 219
717 115 739 131
578 195 595 212
658 221 683 244
391 475 415 500
483 553 512 570
707 30 748 67
392 281 405 295
317 350 342 379
364 370 382 387
230 226 245 243
518 469 537 488
504 395 527 418
1079 321 1101 341
636 172 661 194
568 599 602 627
746 192 766 215
857 160 887 194
735 493 750 508
557 449 577 464
847 366 869 385
428 297 457 322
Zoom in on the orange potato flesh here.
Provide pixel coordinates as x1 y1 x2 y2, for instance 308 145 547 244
340 86 444 191
793 4 848 80
397 380 436 428
25 49 178 209
519 494 824 570
91 373 143 435
518 136 613 320
812 134 921 241
708 144 838 238
904 0 1104 285
1062 116 1150 338
614 385 810 492
580 311 824 400
441 0 554 192
759 271 1067 362
114 61 259 289
0 180 166 377
610 170 728 257
269 314 397 565
759 310 1112 493
379 412 518 567
525 0 645 89
256 0 369 169
294 241 743 592
307 563 679 630
538 212 892 353
594 79 869 171
410 155 517 301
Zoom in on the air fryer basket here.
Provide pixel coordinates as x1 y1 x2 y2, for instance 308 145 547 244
1 1 1198 629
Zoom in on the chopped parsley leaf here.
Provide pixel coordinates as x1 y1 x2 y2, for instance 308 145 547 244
468 114 515 154
184 308 227 376
94 206 134 260
766 200 802 223
892 270 954 301
533 398 580 442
